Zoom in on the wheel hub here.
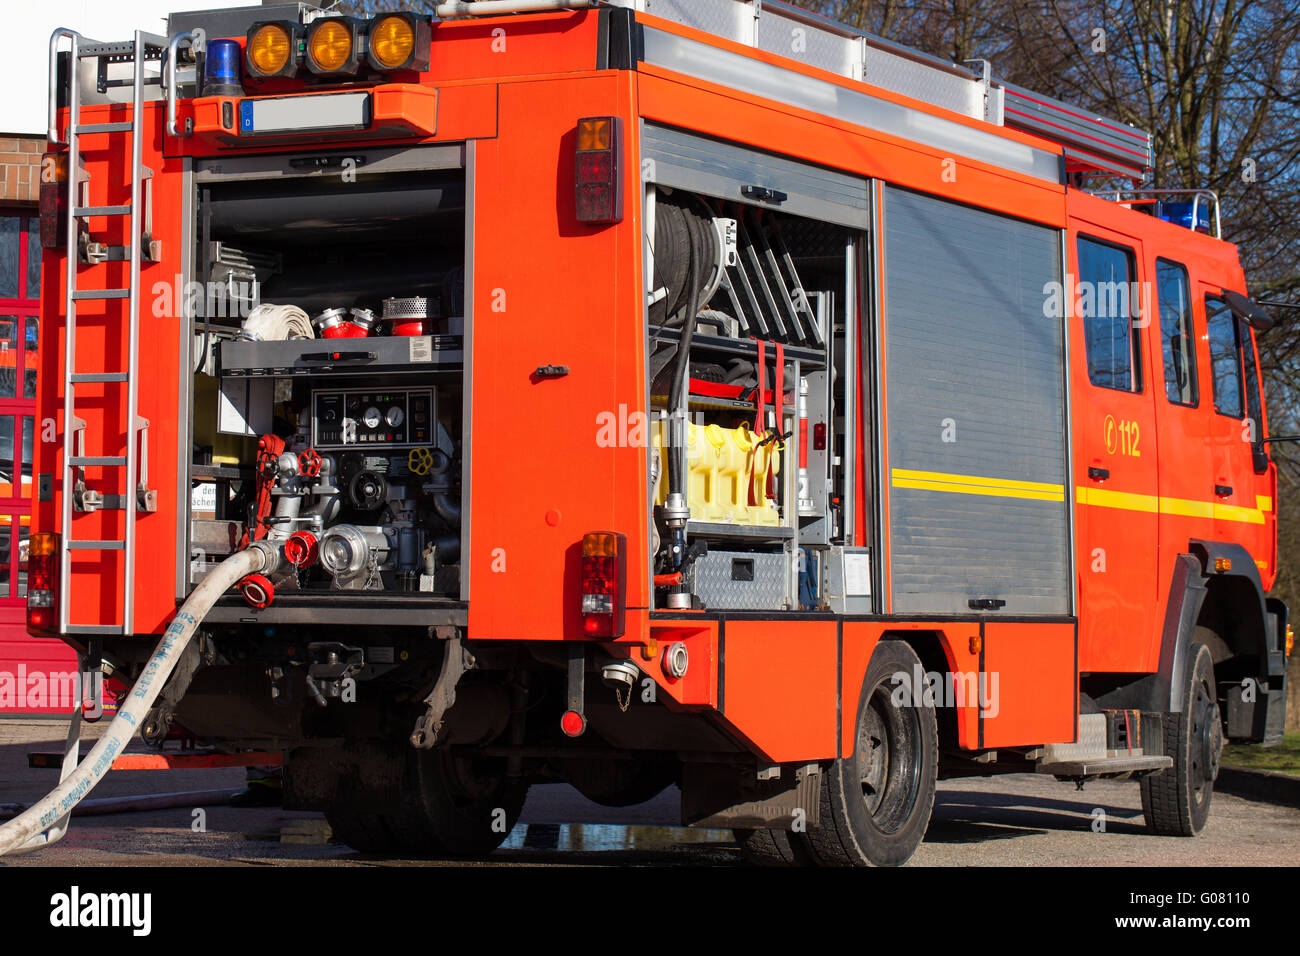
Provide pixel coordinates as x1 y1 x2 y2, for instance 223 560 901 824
1197 698 1223 783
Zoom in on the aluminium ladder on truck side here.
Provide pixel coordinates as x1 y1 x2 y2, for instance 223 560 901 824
47 29 166 636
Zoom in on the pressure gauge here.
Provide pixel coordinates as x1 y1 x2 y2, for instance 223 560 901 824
362 406 382 429
386 406 405 428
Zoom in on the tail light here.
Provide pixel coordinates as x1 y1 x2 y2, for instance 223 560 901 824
39 151 68 250
574 117 623 225
580 532 626 637
26 532 60 636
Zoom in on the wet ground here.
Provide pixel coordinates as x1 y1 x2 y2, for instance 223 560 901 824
1 719 1297 866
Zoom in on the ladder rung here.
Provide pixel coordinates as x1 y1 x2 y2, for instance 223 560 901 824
72 289 130 300
71 373 129 383
73 206 131 218
77 122 133 134
70 456 127 467
67 541 126 551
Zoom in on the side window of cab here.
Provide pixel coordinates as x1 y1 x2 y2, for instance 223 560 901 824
1078 236 1142 392
1205 294 1269 473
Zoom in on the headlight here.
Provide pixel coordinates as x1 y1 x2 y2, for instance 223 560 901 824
367 13 431 72
246 21 303 78
307 17 362 75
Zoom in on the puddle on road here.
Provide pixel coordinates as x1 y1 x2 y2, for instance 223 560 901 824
501 823 733 853
240 818 734 854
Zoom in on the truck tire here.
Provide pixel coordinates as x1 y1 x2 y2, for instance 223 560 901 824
328 749 526 857
325 811 398 854
391 749 527 856
1141 640 1220 836
733 828 815 867
802 640 937 867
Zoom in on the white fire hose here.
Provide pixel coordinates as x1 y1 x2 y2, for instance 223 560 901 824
0 545 271 856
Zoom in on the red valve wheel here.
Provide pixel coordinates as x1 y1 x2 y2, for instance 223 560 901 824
298 449 322 478
237 573 275 609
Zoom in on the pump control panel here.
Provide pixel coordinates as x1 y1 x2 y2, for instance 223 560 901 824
312 387 435 449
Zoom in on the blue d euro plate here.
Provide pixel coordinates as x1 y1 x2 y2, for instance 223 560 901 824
238 92 372 136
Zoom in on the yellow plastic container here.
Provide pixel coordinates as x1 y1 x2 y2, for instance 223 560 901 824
715 422 756 523
655 419 781 526
654 420 726 522
747 430 781 526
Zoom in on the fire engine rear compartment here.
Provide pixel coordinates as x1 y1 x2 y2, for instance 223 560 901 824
185 145 469 619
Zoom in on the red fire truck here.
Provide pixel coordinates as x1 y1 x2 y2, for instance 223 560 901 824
30 0 1290 866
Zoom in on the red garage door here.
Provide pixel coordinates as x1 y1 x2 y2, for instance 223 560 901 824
0 212 77 715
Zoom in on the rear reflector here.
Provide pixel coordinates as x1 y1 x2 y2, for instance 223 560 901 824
574 117 623 225
580 531 626 637
560 710 586 737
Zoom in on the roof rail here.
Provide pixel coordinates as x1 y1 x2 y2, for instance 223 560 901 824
1089 188 1221 239
434 0 595 15
608 0 1152 179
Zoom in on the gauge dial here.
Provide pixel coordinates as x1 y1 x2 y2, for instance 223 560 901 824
386 406 405 428
362 406 382 429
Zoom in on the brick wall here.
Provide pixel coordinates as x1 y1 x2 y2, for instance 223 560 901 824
0 134 43 204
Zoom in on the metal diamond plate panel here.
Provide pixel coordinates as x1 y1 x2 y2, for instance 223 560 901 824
688 550 787 610
757 11 855 78
644 0 749 43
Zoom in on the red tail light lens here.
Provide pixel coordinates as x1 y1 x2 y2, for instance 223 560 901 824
574 117 623 225
27 532 60 636
580 532 626 637
39 151 68 250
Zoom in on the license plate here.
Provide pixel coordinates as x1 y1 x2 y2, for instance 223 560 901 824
238 92 371 135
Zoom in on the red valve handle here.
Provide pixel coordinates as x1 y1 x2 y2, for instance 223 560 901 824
298 449 322 479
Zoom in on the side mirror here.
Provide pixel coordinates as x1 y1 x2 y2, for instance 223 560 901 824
1222 289 1275 332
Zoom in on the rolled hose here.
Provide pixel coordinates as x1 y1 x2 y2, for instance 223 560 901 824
0 546 269 857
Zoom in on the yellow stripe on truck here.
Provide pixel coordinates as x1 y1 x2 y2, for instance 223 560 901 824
892 468 1272 525
1075 487 1269 525
890 469 1065 502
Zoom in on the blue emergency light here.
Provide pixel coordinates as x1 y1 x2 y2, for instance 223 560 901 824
203 38 244 97
1157 201 1210 233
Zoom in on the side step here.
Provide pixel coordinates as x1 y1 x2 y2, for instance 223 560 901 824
1037 755 1173 777
1035 711 1170 778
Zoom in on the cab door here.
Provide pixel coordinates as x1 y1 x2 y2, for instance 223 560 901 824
1201 289 1273 570
1070 227 1160 672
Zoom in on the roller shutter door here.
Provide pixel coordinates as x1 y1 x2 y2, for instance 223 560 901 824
883 186 1069 614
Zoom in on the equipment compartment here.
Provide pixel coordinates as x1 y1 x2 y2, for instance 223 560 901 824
186 146 468 611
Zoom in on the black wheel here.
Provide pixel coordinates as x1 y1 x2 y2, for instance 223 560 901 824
802 640 937 867
325 810 398 853
1141 640 1220 836
328 749 527 857
733 828 815 867
396 749 528 856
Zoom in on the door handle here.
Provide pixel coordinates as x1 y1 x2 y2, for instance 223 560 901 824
1088 467 1109 481
1214 484 1233 498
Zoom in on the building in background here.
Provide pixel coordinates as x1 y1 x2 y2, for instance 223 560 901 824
0 2 258 713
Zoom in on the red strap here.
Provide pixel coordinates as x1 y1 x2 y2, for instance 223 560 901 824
773 341 784 434
752 337 766 433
